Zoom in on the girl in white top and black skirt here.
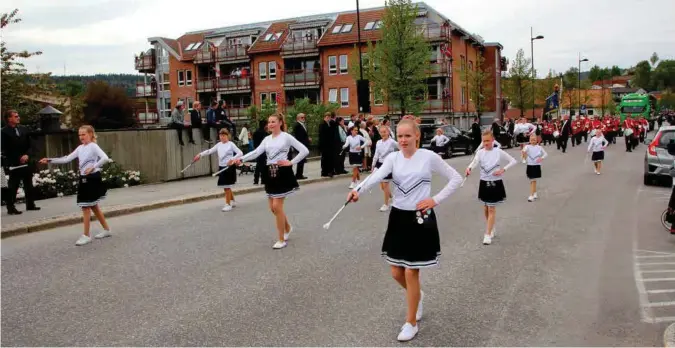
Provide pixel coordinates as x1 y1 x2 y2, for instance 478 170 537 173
466 130 517 245
429 128 450 155
233 114 309 249
587 129 609 175
193 128 243 212
514 118 537 150
347 119 463 342
521 134 548 202
39 126 112 246
371 125 399 212
343 126 370 189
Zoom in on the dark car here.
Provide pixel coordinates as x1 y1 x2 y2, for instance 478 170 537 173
480 125 514 148
420 124 474 158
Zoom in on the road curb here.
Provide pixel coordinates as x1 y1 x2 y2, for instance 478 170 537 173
1 174 350 239
666 323 675 348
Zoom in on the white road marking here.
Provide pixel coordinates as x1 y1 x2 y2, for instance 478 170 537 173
642 278 675 282
647 289 675 294
639 262 675 266
647 301 675 307
642 270 675 274
638 250 675 255
654 317 675 323
637 255 675 259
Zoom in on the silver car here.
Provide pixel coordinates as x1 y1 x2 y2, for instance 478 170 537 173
644 125 675 186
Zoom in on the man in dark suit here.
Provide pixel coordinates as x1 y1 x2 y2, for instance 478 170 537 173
318 113 334 177
1 110 40 214
471 117 482 152
331 112 346 175
491 118 501 138
292 113 310 180
558 115 572 153
252 120 268 185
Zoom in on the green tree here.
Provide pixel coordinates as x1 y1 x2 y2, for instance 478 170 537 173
610 65 622 77
360 0 430 116
1 9 54 126
658 92 675 110
536 70 559 113
456 51 493 116
82 81 137 129
633 60 652 90
561 67 580 114
503 48 532 117
286 98 339 143
246 100 277 131
651 60 675 92
588 65 602 82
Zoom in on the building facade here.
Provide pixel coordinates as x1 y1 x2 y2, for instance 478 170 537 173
134 2 504 127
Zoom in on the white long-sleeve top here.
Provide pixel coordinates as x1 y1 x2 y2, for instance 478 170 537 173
359 128 372 156
468 148 517 182
372 138 399 165
49 142 109 175
343 135 369 153
514 123 536 135
239 131 309 165
476 140 502 151
521 144 548 166
431 134 450 147
238 127 249 144
200 141 243 167
355 149 462 210
587 136 608 152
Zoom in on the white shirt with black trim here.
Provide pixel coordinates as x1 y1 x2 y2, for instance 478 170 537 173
239 132 309 165
49 143 110 175
200 141 244 167
343 135 369 153
522 144 547 166
372 138 398 165
468 148 517 182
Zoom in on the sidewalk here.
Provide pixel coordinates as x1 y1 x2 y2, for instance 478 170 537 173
1 159 348 237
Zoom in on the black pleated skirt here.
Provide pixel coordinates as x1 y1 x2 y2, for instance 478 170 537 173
77 172 107 207
264 165 299 198
526 165 542 180
348 152 363 166
591 151 605 162
478 179 506 206
381 207 441 269
374 161 392 181
217 166 237 188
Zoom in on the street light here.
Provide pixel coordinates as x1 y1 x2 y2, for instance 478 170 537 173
530 27 544 121
578 53 589 117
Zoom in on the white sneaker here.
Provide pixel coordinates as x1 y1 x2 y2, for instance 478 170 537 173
491 227 496 238
272 241 287 249
94 229 111 239
284 225 293 241
379 204 389 212
221 204 232 212
596 171 601 175
522 159 527 164
527 195 534 202
75 235 92 246
397 322 419 342
533 192 538 199
231 201 237 208
349 182 355 189
483 234 492 245
416 291 424 321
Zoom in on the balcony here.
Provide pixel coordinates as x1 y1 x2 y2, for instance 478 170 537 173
217 76 252 93
389 98 450 114
226 105 251 120
282 69 321 88
134 108 159 124
428 60 450 76
195 49 215 64
281 36 319 57
135 82 157 97
196 78 215 92
134 51 156 73
417 23 450 42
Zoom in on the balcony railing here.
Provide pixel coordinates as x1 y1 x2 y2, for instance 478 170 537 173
134 54 156 72
226 105 251 120
195 45 250 64
134 108 160 124
282 69 321 86
196 78 215 92
217 76 252 91
281 36 319 56
389 98 450 113
135 82 157 97
195 49 215 64
428 60 450 75
417 23 450 41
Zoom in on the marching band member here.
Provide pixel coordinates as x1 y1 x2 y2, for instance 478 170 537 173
522 134 547 202
429 128 450 155
343 126 371 189
465 130 517 245
372 125 399 212
587 129 609 175
347 119 462 342
623 117 634 152
514 118 536 150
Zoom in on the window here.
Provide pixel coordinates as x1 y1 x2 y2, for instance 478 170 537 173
340 88 349 107
259 62 267 80
178 70 185 87
468 60 473 71
261 92 268 104
341 24 353 33
328 56 337 75
328 88 338 103
269 61 277 79
270 92 277 104
161 72 170 91
373 88 383 106
339 55 348 74
374 20 383 29
264 33 273 41
460 55 466 71
274 32 283 40
332 25 343 34
185 43 195 50
186 98 194 110
364 21 375 30
461 87 466 105
587 109 594 116
186 70 193 86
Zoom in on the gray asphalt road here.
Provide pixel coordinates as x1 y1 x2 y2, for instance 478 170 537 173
2 140 673 346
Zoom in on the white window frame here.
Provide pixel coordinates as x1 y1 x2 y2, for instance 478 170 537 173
185 43 195 50
461 87 466 105
261 92 268 104
186 70 193 86
374 20 383 29
340 87 349 107
274 32 283 40
264 33 273 41
187 97 194 111
332 25 343 34
328 88 338 103
373 88 383 106
339 55 348 74
178 70 185 87
328 56 337 75
364 22 375 30
259 62 267 80
341 24 353 33
161 72 170 91
269 61 277 80
270 92 277 105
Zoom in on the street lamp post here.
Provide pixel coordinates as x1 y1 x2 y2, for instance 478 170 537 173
578 53 589 118
530 27 544 121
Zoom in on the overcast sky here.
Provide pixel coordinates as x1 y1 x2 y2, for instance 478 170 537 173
3 0 675 76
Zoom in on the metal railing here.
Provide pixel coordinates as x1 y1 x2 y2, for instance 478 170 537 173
196 78 215 92
282 69 321 86
135 109 160 124
226 105 251 119
134 54 156 71
217 76 252 90
281 36 319 55
388 98 450 113
195 45 250 63
417 23 450 41
135 83 157 97
428 60 450 75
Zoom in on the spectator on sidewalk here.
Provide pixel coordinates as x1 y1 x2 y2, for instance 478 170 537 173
252 120 268 185
205 101 219 142
319 112 335 177
1 109 40 215
292 113 310 180
190 101 206 144
171 101 187 146
217 100 237 141
335 116 348 175
239 123 252 153
331 112 345 175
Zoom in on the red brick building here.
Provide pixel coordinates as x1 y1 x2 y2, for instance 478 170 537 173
134 2 505 127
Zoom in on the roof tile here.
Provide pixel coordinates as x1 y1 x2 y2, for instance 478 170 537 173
317 9 385 47
248 21 295 54
176 33 206 61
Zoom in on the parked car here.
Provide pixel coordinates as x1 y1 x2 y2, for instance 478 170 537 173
480 125 514 149
644 125 675 186
420 124 474 158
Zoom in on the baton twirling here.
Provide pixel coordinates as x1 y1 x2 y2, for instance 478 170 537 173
194 128 243 212
323 172 374 230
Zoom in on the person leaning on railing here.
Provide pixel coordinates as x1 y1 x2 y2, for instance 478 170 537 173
170 101 188 146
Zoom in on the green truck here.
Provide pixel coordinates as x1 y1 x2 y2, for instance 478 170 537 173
618 93 656 122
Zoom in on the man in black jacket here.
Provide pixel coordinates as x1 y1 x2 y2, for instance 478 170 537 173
189 101 204 144
558 115 572 153
292 113 310 180
471 117 482 151
318 113 334 177
1 110 40 214
252 120 268 185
